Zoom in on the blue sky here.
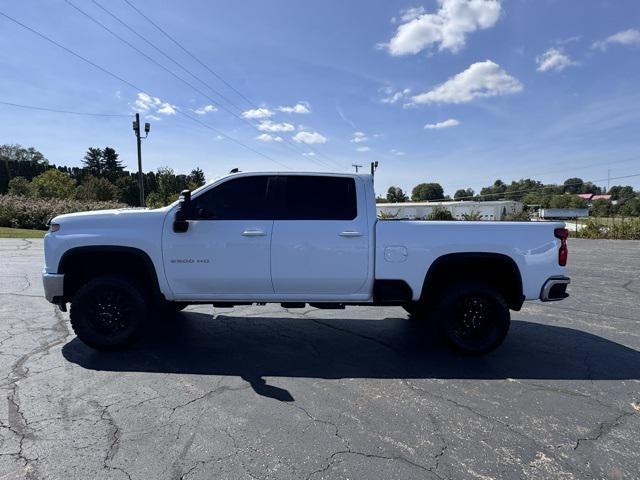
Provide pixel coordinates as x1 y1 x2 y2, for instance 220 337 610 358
1 0 639 196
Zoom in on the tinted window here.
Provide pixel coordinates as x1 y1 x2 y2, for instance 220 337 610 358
280 176 357 220
191 176 272 220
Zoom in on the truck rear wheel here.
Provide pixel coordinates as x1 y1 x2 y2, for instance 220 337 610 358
434 283 510 355
70 275 148 350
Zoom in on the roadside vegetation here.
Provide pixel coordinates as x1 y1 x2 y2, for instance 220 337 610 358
0 144 206 230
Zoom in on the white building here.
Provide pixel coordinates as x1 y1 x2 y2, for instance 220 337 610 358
376 200 523 221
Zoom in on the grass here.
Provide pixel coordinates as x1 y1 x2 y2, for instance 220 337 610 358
0 227 46 238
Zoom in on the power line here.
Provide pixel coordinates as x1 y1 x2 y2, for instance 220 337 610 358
91 0 247 115
122 0 259 110
118 0 344 171
413 172 640 203
0 100 131 117
65 0 336 171
0 8 292 170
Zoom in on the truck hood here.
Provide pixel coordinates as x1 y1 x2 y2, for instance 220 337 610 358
52 207 169 230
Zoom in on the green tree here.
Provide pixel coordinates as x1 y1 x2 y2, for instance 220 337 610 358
454 188 474 200
75 175 120 201
479 179 507 201
386 186 408 203
7 176 31 196
146 167 180 208
188 167 206 188
29 169 75 199
82 147 104 175
591 199 611 217
115 175 140 206
563 177 584 194
412 182 444 202
0 144 47 164
102 147 124 179
549 194 587 209
618 198 640 216
609 185 635 202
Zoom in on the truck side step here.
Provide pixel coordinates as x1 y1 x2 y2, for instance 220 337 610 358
281 302 306 308
309 303 345 309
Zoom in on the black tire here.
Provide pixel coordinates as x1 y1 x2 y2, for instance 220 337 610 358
70 275 148 350
434 283 510 355
168 302 189 313
403 302 431 321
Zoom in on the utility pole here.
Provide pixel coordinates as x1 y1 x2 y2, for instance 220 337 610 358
132 113 150 207
370 161 379 176
352 164 362 173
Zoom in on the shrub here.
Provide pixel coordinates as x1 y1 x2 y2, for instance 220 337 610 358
427 206 455 221
572 218 640 240
75 175 120 201
7 177 31 196
0 194 126 230
29 169 76 199
461 210 483 221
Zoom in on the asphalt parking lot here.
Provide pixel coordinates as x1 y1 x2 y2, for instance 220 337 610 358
1 238 639 479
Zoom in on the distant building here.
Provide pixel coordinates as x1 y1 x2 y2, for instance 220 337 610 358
539 208 589 219
376 200 523 221
576 193 612 205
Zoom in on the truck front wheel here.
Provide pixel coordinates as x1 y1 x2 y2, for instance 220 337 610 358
434 283 510 355
70 275 148 350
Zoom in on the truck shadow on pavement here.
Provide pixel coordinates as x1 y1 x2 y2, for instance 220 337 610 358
63 312 640 401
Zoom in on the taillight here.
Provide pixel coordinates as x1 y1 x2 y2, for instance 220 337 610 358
554 228 568 266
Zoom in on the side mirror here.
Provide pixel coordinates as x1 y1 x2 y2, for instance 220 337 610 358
173 190 192 233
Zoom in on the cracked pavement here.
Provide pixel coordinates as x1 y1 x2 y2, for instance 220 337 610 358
1 238 639 479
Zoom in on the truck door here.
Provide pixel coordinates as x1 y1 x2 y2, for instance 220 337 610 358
162 175 276 298
270 175 370 298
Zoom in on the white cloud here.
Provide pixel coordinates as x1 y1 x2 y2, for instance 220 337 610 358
424 118 460 129
157 103 176 115
256 133 283 142
390 149 405 156
257 120 295 132
400 6 426 22
356 146 371 152
350 131 368 143
409 60 522 105
194 104 217 114
293 131 327 144
278 102 311 114
383 0 502 56
380 87 411 104
593 29 640 51
133 92 177 115
146 114 161 121
303 152 316 157
536 48 577 72
242 108 274 119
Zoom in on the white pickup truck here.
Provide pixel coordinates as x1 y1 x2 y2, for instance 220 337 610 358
42 171 570 354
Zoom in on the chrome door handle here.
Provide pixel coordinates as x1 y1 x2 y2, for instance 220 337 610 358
242 229 266 237
340 230 363 237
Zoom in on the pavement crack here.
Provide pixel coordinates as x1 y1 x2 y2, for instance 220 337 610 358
309 318 400 354
573 410 636 450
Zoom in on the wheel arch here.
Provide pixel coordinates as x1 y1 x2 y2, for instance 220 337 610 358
58 245 163 302
420 252 524 311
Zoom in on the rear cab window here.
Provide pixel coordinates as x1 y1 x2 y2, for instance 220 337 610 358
278 175 357 220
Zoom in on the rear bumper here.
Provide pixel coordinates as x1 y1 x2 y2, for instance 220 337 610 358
42 271 64 303
540 276 570 302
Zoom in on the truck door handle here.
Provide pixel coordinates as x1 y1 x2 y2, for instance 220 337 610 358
242 229 266 237
340 230 363 237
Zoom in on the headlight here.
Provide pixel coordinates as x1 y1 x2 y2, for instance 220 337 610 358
48 223 60 233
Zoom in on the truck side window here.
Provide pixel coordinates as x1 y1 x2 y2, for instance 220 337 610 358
280 176 357 220
191 176 272 220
